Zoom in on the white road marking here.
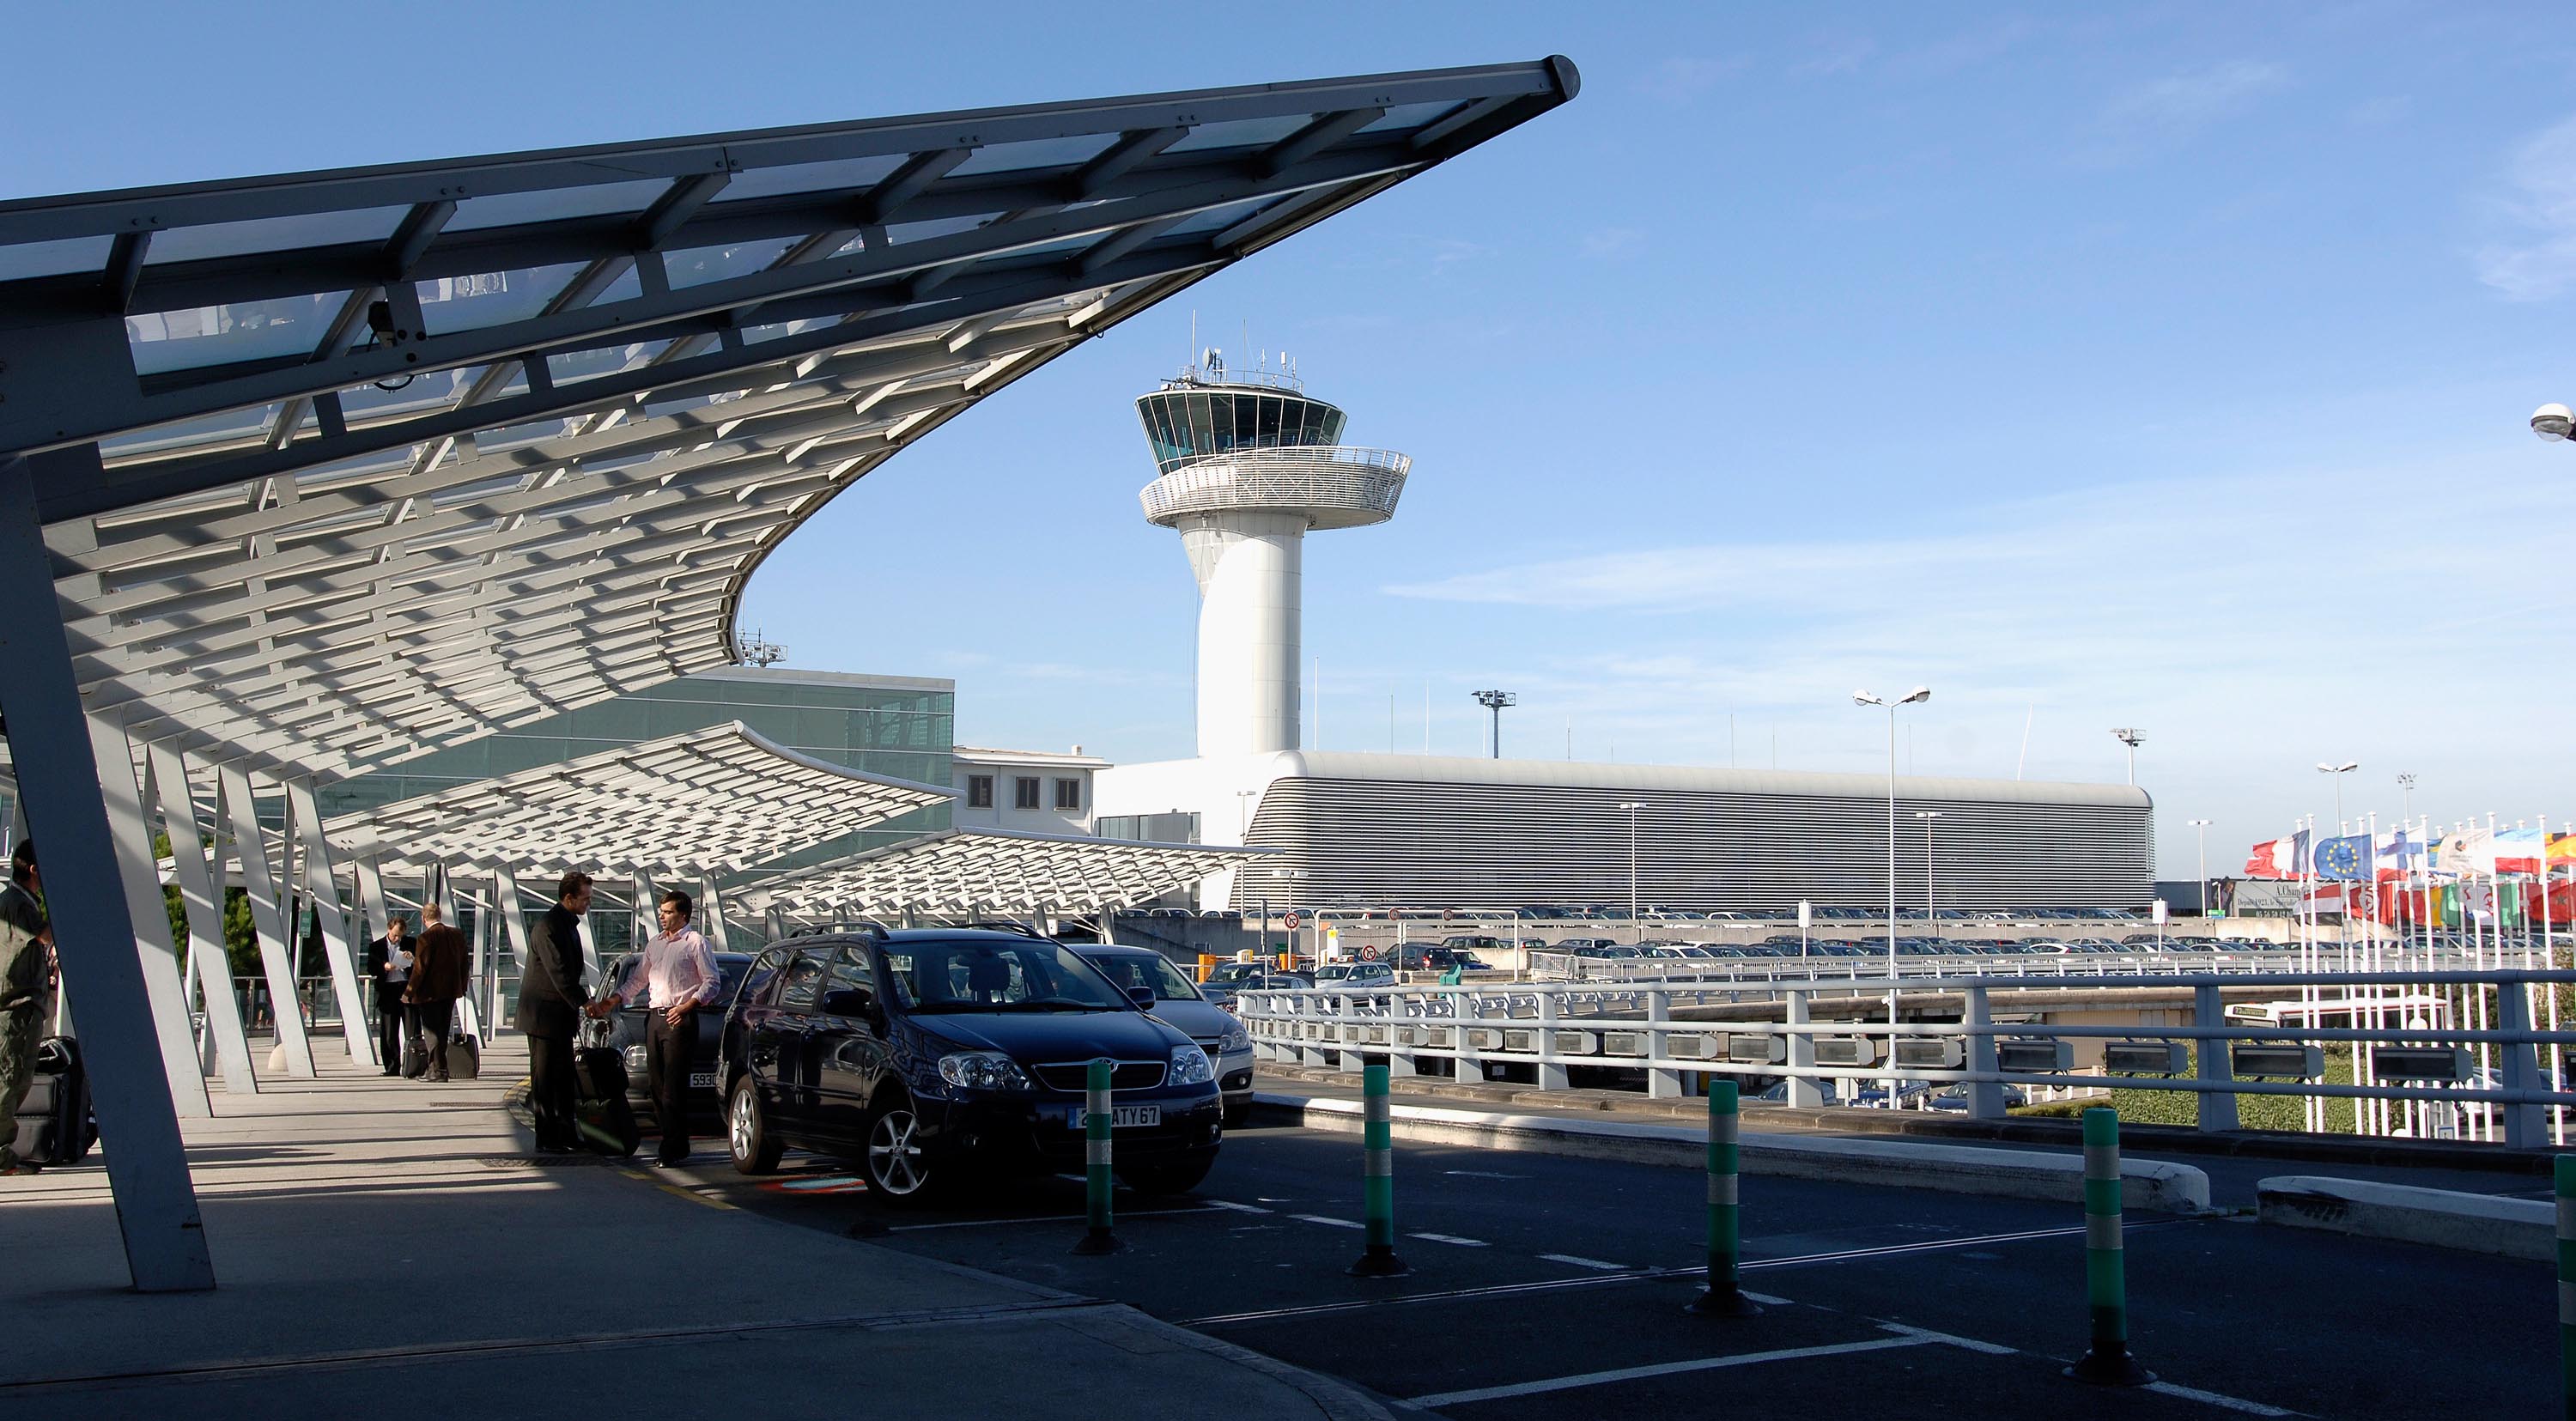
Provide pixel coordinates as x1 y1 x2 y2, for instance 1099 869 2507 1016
1877 1323 2016 1356
1537 1254 1631 1272
1742 1290 1793 1306
1290 1213 1364 1229
1204 1199 1274 1214
2142 1381 2301 1417
1443 1169 1524 1179
1408 1232 1489 1247
885 1205 1230 1232
1407 1334 1938 1407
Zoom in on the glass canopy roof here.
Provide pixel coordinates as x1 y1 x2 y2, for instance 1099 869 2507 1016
0 58 1577 784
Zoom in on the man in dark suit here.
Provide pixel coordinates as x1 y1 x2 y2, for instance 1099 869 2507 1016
362 914 416 1077
404 904 470 1081
517 871 594 1153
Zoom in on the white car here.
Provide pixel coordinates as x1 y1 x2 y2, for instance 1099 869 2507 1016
1313 962 1397 989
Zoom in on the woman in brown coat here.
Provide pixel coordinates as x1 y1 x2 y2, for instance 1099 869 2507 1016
404 902 471 1082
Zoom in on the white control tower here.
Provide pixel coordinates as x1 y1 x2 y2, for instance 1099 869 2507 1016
1137 352 1410 758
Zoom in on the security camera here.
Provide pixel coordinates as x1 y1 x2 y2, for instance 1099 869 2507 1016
2533 402 2573 442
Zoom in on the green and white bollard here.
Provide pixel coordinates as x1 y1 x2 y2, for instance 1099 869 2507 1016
2067 1107 2153 1385
1686 1078 1760 1316
1348 1061 1409 1278
1072 1057 1122 1255
2558 1155 2575 1419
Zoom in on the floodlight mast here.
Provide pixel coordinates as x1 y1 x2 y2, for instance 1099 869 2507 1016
1473 689 1517 758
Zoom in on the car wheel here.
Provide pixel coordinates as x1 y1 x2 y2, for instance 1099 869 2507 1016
863 1094 943 1205
728 1076 782 1175
1119 1152 1215 1197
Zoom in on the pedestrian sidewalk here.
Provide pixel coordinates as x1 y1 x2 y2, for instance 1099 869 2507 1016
0 1041 1392 1420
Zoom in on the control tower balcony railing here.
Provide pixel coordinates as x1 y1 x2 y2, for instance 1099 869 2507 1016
1139 445 1410 530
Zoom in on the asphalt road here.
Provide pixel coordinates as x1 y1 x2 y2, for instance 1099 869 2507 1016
629 1121 2551 1419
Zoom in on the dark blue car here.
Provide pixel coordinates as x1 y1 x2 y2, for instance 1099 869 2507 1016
720 927 1223 1205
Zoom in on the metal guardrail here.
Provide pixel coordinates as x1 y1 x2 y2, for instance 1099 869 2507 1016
1234 969 2576 1148
1523 948 2484 985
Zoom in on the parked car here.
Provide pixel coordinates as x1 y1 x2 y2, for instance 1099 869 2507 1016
603 950 761 1131
720 928 1223 1203
1313 961 1398 989
1075 945 1255 1126
1420 946 1491 973
1200 961 1310 1006
1368 942 1442 970
1927 1084 2030 1112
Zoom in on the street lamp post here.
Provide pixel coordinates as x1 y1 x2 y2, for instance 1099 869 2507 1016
2111 727 2144 786
1617 801 1644 945
1855 687 1930 1109
2186 818 2212 916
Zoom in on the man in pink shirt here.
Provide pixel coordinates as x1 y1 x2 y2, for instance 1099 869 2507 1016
590 890 719 1167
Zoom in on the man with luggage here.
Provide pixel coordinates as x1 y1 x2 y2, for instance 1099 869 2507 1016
0 841 55 1174
404 903 469 1082
364 914 416 1078
517 872 593 1154
589 889 718 1168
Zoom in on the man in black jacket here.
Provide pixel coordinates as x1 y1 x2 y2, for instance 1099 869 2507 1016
516 871 594 1153
361 914 416 1077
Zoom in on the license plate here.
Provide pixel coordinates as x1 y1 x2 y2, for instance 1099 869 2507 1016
690 1072 716 1090
1070 1104 1160 1129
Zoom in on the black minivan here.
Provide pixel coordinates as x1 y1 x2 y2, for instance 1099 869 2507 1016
720 927 1223 1205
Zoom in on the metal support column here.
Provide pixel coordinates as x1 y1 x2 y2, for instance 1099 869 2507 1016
1534 992 1571 1091
2499 980 2549 1149
217 764 314 1078
0 450 215 1290
286 779 374 1068
2193 983 2239 1132
631 871 656 957
1646 989 1682 1099
92 715 210 1116
153 744 254 1096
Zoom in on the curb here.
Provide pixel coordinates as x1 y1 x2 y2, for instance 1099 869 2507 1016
1257 1091 2213 1215
2255 1175 2552 1261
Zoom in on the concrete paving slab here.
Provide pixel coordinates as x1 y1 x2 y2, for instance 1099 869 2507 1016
0 1042 1393 1419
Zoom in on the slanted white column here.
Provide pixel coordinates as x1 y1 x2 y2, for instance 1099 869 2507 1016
286 779 374 1068
218 764 315 1078
91 718 211 1117
700 876 734 954
154 744 255 1096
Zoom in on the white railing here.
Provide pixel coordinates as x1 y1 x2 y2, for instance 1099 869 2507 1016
1236 968 2576 1148
1139 446 1409 525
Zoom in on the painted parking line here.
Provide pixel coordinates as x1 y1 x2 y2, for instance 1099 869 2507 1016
1878 1323 2016 1356
2142 1381 2301 1417
1408 1327 1951 1408
1204 1199 1274 1214
1408 1232 1490 1247
1289 1213 1364 1229
1536 1254 1632 1272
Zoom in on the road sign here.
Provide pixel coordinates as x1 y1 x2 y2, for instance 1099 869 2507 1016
1285 909 1303 929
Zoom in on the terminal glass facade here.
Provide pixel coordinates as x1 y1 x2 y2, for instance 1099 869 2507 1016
1135 381 1347 476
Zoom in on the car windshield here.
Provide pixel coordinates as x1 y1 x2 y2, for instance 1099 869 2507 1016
1084 951 1202 1002
880 938 1130 1013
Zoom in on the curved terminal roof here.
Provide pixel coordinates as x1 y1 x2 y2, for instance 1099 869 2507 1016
737 826 1264 919
0 58 1578 782
325 720 951 876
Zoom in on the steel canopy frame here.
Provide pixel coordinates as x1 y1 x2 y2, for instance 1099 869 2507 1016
735 826 1267 920
325 720 951 876
0 58 1577 1296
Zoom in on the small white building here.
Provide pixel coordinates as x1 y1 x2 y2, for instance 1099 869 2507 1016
951 745 1109 836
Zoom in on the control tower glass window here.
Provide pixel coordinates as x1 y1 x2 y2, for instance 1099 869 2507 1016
1135 386 1349 476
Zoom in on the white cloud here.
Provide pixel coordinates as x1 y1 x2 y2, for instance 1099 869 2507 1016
2072 59 2287 167
1788 35 1876 79
2475 114 2576 301
1581 228 1645 259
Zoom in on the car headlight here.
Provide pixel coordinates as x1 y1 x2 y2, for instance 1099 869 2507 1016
1167 1044 1214 1085
937 1051 1031 1091
1217 1020 1251 1054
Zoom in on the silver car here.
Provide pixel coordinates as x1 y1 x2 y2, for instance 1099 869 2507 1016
1077 945 1255 1126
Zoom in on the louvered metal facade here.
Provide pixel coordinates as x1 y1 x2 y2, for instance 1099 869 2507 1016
1230 754 2152 913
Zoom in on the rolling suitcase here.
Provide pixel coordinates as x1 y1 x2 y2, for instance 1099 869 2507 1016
573 1023 640 1157
447 1029 482 1082
12 1036 96 1168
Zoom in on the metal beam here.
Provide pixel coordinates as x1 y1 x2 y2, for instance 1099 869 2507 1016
0 452 215 1291
90 713 212 1116
152 742 256 1096
286 778 374 1067
218 763 315 1078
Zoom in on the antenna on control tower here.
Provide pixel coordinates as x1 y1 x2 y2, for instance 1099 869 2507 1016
735 627 787 667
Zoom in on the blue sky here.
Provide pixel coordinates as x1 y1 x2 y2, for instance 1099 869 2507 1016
11 3 2576 874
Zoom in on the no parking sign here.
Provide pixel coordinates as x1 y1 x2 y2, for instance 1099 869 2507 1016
1285 909 1303 930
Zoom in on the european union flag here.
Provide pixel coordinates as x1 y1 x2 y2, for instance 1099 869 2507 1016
2313 834 2371 881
